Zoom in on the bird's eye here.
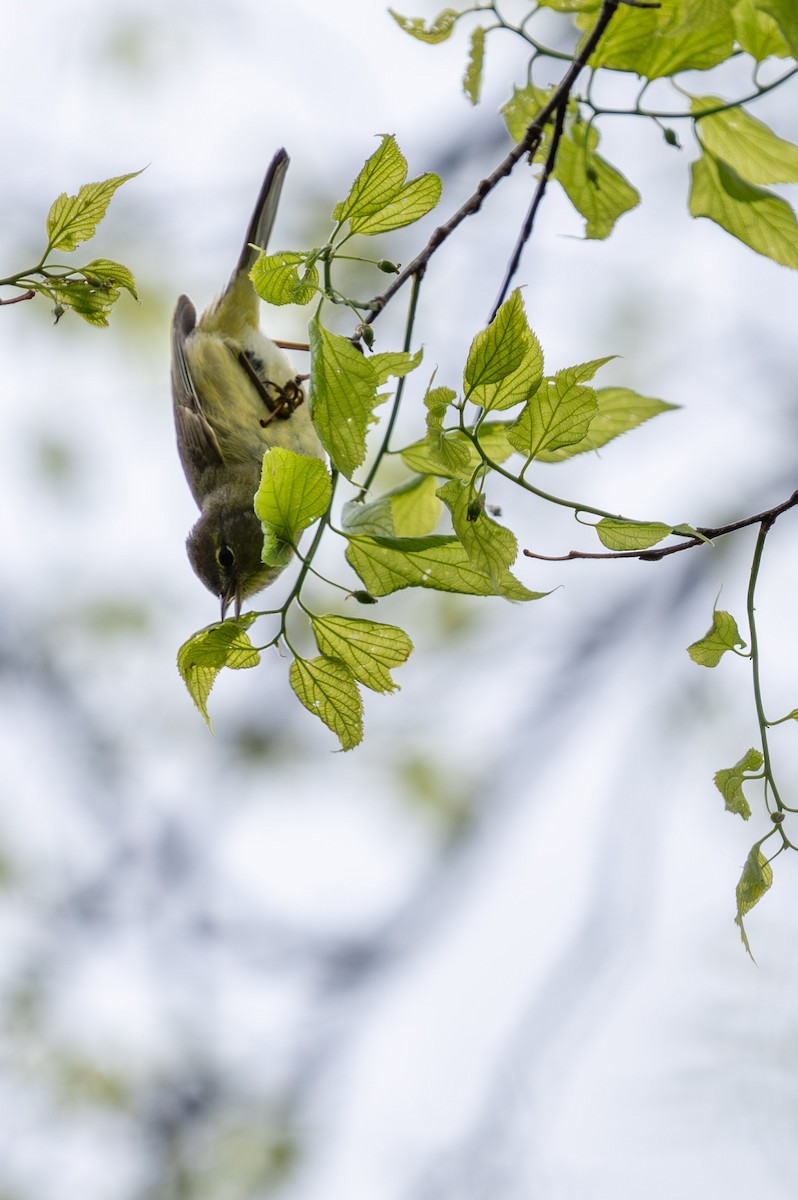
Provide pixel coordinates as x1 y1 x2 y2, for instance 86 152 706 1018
217 544 235 570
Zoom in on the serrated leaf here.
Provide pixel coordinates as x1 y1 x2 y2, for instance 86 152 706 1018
254 447 331 565
290 656 363 750
689 150 798 269
758 0 798 54
45 278 118 327
346 534 545 600
687 609 746 666
81 258 138 300
423 384 471 474
693 97 798 184
311 615 413 693
463 26 486 105
388 7 459 42
177 614 260 730
350 173 442 235
343 474 441 537
535 387 677 462
400 421 515 477
594 519 671 551
250 251 319 306
735 840 773 958
438 478 518 589
732 0 790 59
46 170 142 253
714 747 764 819
577 0 735 79
333 135 408 224
464 289 530 393
369 348 423 386
508 365 599 459
308 318 384 478
470 308 544 414
554 121 640 239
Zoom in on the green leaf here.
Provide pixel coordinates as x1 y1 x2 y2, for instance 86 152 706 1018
250 251 320 306
400 421 515 477
470 310 544 413
254 447 331 565
464 289 530 392
693 97 798 184
502 84 561 159
534 387 677 462
437 478 520 589
81 258 138 300
594 519 672 551
311 615 413 693
689 150 798 269
177 615 260 731
554 121 640 240
732 0 790 59
350 172 441 235
423 385 472 474
758 0 798 54
369 348 423 386
342 474 441 537
308 318 384 478
714 747 764 819
735 840 773 959
346 534 545 600
577 0 736 79
43 278 119 327
46 170 142 253
463 26 486 105
332 136 440 235
333 136 408 223
388 7 459 42
507 364 600 459
289 656 363 750
687 609 746 666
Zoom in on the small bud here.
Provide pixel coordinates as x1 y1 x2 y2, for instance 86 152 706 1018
355 323 375 350
350 589 378 605
772 811 785 823
663 127 681 149
52 303 65 324
377 259 400 274
466 496 485 522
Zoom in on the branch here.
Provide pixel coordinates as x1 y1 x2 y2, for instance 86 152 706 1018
365 0 628 323
489 98 568 324
0 289 35 306
523 488 798 562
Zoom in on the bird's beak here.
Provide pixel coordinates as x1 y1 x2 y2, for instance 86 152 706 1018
221 585 243 623
219 585 237 624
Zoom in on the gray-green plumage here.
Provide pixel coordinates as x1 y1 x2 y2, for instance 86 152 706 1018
171 150 323 618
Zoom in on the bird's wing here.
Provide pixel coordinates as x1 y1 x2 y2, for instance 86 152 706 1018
171 295 224 503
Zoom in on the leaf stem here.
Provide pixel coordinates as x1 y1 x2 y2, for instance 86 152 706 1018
746 518 790 817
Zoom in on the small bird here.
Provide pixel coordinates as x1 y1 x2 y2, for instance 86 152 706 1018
171 150 323 619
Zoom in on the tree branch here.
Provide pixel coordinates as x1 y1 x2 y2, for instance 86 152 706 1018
0 289 35 306
365 0 628 323
523 488 798 562
489 98 568 324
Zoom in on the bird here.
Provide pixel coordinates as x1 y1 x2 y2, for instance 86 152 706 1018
170 149 323 620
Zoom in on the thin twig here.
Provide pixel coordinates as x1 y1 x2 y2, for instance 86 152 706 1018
0 289 35 306
489 98 568 323
365 0 627 323
523 488 798 562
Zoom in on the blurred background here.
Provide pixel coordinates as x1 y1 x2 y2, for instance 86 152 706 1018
2 2 798 1197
